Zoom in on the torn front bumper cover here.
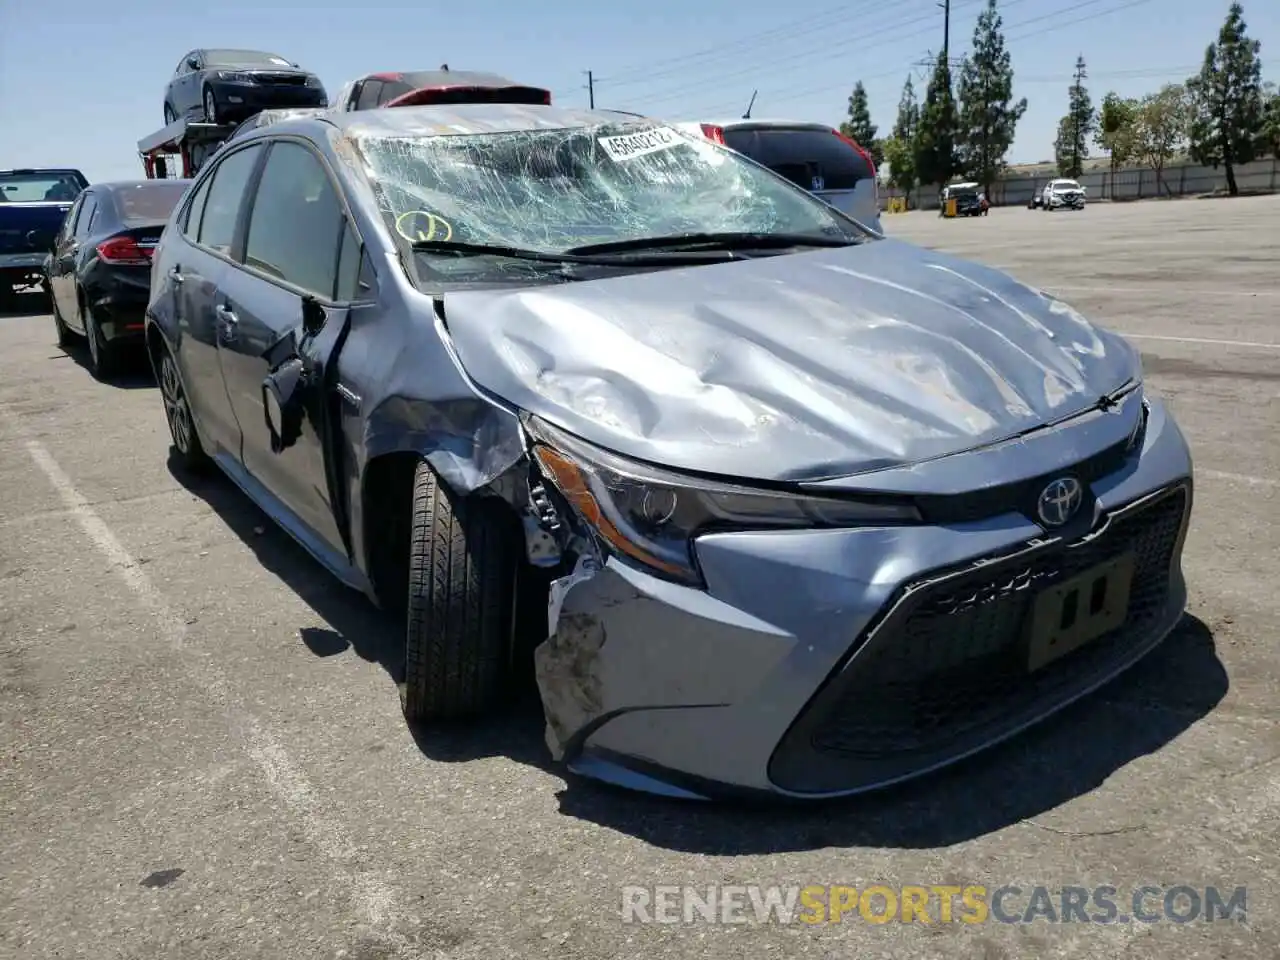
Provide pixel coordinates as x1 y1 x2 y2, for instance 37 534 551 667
529 397 1193 801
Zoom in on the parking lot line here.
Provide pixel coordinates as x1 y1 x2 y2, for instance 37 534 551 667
13 427 408 948
1051 284 1280 298
1200 470 1278 488
1117 333 1280 350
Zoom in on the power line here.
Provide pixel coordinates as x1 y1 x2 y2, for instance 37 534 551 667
688 0 1159 118
581 0 890 88
628 0 995 111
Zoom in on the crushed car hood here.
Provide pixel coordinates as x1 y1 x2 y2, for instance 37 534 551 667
440 238 1141 482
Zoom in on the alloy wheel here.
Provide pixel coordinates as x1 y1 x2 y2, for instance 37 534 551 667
160 354 193 454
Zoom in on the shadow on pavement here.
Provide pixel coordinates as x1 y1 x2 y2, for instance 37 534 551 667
165 450 551 772
163 446 1227 850
0 291 52 320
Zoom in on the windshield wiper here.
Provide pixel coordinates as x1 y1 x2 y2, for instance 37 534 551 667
564 231 861 256
410 239 596 264
410 238 733 267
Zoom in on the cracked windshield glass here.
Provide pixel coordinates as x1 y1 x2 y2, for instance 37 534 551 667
354 120 864 256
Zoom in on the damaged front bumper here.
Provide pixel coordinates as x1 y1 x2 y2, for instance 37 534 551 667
530 396 1193 800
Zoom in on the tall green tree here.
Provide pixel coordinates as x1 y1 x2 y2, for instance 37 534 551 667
887 76 921 203
956 0 1027 193
1186 2 1266 196
840 81 883 166
915 58 959 188
1096 92 1140 180
1134 83 1192 195
1054 55 1095 177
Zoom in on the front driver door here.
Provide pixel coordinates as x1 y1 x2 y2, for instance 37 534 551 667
214 138 362 559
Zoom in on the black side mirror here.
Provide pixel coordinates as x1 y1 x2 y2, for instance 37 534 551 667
187 57 200 70
262 358 306 453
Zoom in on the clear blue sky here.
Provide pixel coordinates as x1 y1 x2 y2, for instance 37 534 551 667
2 0 1275 183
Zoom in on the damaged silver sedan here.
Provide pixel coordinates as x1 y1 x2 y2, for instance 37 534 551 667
144 103 1194 801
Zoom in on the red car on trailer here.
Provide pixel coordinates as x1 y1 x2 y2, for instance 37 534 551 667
333 68 551 112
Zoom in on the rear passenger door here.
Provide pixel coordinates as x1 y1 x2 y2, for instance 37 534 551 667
723 125 879 228
174 141 266 460
214 138 364 559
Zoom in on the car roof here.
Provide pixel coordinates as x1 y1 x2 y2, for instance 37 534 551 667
267 102 647 140
366 69 522 89
692 118 836 132
88 179 193 191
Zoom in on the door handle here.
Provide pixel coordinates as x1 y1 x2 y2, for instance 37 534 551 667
215 303 239 342
168 266 184 283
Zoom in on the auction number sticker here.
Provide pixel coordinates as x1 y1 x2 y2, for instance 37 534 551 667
597 127 683 162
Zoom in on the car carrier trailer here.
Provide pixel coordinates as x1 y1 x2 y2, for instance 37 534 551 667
137 118 237 179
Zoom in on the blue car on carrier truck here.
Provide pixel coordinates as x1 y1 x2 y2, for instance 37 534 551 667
0 168 88 307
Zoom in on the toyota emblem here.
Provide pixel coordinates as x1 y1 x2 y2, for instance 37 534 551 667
1036 476 1084 527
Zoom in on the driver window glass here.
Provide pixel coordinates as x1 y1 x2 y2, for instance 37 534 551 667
243 141 345 297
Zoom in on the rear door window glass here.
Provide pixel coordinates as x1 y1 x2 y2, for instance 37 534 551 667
722 127 872 191
197 143 263 255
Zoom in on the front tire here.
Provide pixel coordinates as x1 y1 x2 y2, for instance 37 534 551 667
163 102 177 125
401 461 520 722
51 292 73 347
202 86 219 124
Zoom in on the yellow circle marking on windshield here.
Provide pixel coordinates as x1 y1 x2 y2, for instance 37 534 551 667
395 210 453 243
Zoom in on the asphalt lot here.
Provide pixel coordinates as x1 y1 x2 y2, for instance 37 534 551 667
2 195 1277 959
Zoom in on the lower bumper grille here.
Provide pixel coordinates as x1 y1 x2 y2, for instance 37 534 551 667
768 483 1190 794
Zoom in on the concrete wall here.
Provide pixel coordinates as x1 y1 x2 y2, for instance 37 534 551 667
881 157 1280 210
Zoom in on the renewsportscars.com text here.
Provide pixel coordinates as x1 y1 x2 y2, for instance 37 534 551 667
621 884 1248 925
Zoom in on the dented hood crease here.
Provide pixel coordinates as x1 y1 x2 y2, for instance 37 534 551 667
439 238 1141 482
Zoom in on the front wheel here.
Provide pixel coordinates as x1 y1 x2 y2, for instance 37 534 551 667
51 292 73 347
401 461 520 722
202 86 219 124
163 102 177 125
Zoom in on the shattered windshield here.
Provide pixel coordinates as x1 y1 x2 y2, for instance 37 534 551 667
354 121 866 257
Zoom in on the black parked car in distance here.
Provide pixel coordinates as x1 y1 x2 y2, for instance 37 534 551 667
163 48 327 127
45 179 192 378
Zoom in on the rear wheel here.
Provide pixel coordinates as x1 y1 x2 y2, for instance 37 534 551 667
158 345 210 472
401 461 521 722
81 302 118 380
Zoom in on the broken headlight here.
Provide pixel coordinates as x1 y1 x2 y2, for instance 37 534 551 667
526 417 920 586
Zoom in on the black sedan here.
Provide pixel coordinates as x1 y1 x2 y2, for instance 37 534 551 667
46 179 191 379
163 48 328 126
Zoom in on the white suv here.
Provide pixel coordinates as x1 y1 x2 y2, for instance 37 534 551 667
679 119 882 233
1038 178 1087 211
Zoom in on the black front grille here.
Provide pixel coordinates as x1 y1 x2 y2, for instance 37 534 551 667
768 483 1189 794
255 73 308 86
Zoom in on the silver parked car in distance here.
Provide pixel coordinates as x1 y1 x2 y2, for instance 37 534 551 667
144 104 1192 801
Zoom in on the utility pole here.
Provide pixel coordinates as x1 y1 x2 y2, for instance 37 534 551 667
585 70 595 109
1071 55 1087 176
939 0 950 61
